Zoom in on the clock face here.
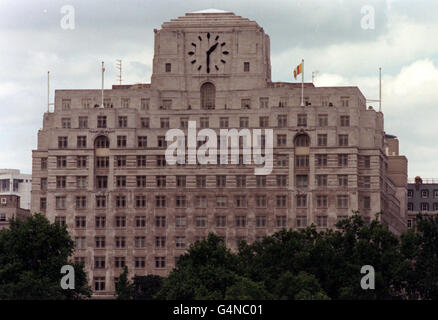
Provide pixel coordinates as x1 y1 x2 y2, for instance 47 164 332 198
187 32 229 73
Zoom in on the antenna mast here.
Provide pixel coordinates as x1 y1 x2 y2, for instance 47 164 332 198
116 59 122 85
366 67 382 112
47 71 54 112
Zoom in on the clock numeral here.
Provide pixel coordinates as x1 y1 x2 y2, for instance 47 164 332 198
198 36 202 41
221 59 226 64
197 65 202 71
215 35 219 41
188 51 195 56
215 65 219 71
222 51 229 55
191 59 196 64
191 42 196 47
221 42 226 46
207 32 210 39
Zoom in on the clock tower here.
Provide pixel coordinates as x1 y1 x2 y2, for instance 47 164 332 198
151 9 272 93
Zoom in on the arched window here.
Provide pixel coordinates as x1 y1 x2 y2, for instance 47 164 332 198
95 136 110 148
294 134 310 147
201 82 215 110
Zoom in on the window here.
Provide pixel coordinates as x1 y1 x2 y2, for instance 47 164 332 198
94 257 105 269
157 155 166 167
297 114 307 127
141 117 150 128
95 136 109 148
276 216 287 228
296 195 307 208
315 154 327 167
341 97 350 107
276 195 287 208
434 190 438 198
338 134 349 146
75 216 86 228
61 99 71 110
96 157 109 168
317 134 327 146
103 98 111 108
239 117 249 128
364 156 371 168
278 115 287 127
316 195 328 208
295 134 309 147
77 156 87 168
277 155 288 167
40 178 47 191
96 195 106 208
61 118 71 128
156 176 166 188
235 195 247 208
75 196 87 209
165 63 171 72
155 196 166 208
97 116 106 128
136 176 147 187
135 236 146 248
176 195 187 208
276 175 287 187
115 236 126 248
260 97 269 109
338 154 348 167
121 98 130 108
95 236 105 248
296 175 308 188
196 176 206 188
137 155 147 167
195 216 207 228
433 203 438 211
81 98 91 109
235 216 246 227
141 98 150 110
155 257 165 269
407 219 412 229
115 195 126 208
95 217 106 229
55 216 65 226
318 114 328 126
216 216 226 227
157 136 167 148
256 176 266 187
407 202 414 211
94 277 105 291
407 190 414 198
115 155 126 167
259 116 269 128
421 190 429 198
200 117 209 128
180 117 188 129
363 176 371 188
256 195 267 208
115 176 126 188
216 175 226 188
175 236 185 248
364 196 371 209
114 257 126 269
244 61 250 72
421 203 429 211
56 176 66 189
160 118 169 128
195 195 207 208
338 175 348 187
277 134 287 146
155 236 166 248
337 195 349 208
176 175 186 188
201 82 215 110
57 156 67 168
241 98 251 109
58 136 68 149
220 117 229 128
340 115 350 127
256 216 266 227
118 116 127 128
41 158 48 170
135 257 146 269
135 196 146 208
175 216 186 227
317 216 328 228
296 216 307 227
316 175 328 187
216 196 227 208
117 136 127 148
78 116 88 128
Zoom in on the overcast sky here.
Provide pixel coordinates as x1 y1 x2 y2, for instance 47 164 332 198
0 0 437 178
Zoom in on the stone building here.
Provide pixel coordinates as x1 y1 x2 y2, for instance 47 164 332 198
0 195 30 230
0 169 32 210
31 9 407 297
407 177 438 228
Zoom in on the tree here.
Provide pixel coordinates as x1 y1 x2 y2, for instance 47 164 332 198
225 276 273 300
115 266 134 300
401 214 438 299
0 214 91 299
132 275 163 300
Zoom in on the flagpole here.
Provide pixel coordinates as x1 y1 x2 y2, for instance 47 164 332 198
301 59 304 107
101 61 105 108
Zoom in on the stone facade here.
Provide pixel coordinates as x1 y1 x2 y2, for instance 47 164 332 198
0 195 30 230
407 177 438 228
0 169 32 210
31 10 407 297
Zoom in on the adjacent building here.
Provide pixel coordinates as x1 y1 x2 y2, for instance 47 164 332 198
0 195 31 230
0 169 32 210
31 9 407 297
407 176 438 228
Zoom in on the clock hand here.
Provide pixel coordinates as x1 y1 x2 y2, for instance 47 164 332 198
206 42 219 55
